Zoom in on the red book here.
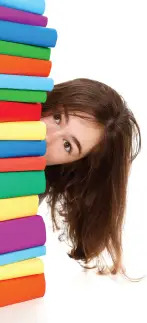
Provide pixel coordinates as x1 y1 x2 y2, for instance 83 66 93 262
0 156 47 172
0 101 42 121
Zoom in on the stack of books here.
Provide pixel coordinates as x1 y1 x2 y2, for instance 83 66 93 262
0 0 57 307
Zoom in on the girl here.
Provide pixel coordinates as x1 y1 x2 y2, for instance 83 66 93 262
39 78 144 282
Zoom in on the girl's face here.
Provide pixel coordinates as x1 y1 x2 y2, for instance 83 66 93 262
41 111 103 165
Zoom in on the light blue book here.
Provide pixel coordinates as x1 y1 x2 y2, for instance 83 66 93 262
0 0 45 15
0 74 54 91
0 246 46 266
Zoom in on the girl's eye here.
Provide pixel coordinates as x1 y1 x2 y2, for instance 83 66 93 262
63 140 72 154
53 113 61 124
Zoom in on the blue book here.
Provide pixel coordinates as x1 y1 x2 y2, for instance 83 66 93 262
0 21 57 47
0 140 46 158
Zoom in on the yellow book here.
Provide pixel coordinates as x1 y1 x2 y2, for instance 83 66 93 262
0 258 44 280
0 121 46 140
0 195 39 221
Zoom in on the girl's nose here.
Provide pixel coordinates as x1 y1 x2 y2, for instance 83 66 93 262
41 117 68 141
46 126 64 146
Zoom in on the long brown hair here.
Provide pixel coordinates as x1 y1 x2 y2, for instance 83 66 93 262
39 78 145 282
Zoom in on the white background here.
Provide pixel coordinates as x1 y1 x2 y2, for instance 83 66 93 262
0 0 147 322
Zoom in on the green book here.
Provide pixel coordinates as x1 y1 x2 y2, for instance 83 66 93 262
0 40 51 60
0 171 46 199
0 89 47 103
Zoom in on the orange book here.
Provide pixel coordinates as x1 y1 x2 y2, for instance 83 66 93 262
0 273 45 307
0 54 52 77
0 156 47 172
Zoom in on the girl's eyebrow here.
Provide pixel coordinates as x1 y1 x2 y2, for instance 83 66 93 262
64 111 82 155
64 109 69 123
71 135 82 155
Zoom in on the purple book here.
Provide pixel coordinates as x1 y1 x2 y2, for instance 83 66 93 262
0 215 46 254
0 6 48 27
